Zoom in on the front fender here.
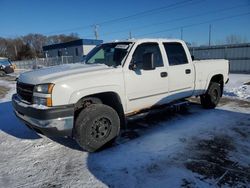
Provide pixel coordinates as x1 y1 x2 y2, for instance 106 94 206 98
69 85 125 108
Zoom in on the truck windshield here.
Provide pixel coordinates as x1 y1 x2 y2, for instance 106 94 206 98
85 42 132 67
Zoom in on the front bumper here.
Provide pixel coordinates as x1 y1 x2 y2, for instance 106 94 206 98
12 94 74 137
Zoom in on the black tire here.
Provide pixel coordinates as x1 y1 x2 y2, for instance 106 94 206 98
75 97 102 110
0 70 6 77
200 82 221 109
74 104 120 152
74 97 102 120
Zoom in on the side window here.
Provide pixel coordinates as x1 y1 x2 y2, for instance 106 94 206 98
163 43 188 66
132 43 163 69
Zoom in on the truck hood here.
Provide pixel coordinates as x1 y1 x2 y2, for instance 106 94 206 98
18 63 112 85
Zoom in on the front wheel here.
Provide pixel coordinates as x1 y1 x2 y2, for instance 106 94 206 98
200 82 221 109
74 104 120 152
0 70 6 77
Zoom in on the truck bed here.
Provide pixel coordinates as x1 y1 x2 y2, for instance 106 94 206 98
193 59 229 96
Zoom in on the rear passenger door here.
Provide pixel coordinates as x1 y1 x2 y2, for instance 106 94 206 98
163 42 195 100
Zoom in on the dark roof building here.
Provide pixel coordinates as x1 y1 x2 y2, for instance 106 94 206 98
42 39 103 62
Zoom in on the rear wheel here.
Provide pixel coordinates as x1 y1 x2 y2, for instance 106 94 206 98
74 104 120 152
200 82 221 109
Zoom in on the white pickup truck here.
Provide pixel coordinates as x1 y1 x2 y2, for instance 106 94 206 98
12 39 229 152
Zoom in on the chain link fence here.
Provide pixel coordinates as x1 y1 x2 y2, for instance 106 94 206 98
12 56 80 70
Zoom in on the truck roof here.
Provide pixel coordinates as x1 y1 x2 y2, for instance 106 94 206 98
107 38 185 44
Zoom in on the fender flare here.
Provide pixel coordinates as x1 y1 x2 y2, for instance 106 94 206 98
69 85 126 110
204 70 224 91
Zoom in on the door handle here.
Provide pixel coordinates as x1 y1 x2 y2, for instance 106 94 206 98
160 72 168 77
185 69 191 74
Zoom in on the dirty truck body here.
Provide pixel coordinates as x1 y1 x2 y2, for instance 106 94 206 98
12 39 229 152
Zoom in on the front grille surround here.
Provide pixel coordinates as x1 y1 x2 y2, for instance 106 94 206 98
16 82 35 103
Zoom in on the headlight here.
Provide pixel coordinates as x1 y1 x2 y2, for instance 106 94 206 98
34 83 54 94
33 83 54 107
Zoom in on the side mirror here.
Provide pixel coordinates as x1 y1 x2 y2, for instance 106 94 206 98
191 55 194 61
142 52 155 70
82 55 86 62
129 62 137 70
129 57 137 70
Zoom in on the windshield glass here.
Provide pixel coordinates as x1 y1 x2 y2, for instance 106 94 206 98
0 60 11 66
85 42 132 67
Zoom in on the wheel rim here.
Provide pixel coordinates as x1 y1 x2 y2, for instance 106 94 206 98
211 88 218 102
91 117 112 141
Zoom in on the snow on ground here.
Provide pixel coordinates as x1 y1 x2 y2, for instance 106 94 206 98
0 73 250 188
0 69 30 103
224 74 250 100
0 79 16 103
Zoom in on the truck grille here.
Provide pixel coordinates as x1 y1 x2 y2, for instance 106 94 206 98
16 82 34 103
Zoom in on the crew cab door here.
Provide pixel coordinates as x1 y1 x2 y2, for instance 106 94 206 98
124 42 169 113
162 42 195 100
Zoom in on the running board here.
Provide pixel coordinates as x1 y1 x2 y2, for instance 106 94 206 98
126 100 190 117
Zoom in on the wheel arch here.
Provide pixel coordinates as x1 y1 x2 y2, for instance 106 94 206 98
206 73 224 96
73 91 126 128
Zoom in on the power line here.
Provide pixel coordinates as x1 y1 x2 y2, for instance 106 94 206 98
42 26 91 36
134 12 250 38
2 0 201 37
43 0 198 35
97 0 195 26
2 1 248 41
96 3 249 38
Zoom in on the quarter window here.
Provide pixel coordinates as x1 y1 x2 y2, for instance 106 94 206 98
163 43 188 66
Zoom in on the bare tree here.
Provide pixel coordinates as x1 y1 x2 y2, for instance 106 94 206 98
17 43 36 60
0 33 80 60
47 33 79 44
22 34 47 57
0 38 7 57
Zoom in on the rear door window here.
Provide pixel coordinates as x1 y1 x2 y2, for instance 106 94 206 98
163 43 188 66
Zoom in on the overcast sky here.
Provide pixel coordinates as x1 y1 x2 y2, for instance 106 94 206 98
1 0 250 45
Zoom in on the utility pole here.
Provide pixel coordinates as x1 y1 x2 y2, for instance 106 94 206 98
14 45 17 57
129 31 132 39
93 24 99 40
209 24 212 46
180 27 183 40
